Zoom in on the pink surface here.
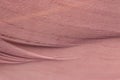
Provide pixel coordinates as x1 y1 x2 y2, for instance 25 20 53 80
0 0 120 80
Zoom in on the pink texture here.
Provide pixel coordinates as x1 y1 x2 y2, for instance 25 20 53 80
0 0 120 80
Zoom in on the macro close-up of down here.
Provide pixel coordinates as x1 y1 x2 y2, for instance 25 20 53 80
0 0 120 80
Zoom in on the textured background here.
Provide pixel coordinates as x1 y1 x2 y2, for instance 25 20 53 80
0 0 120 80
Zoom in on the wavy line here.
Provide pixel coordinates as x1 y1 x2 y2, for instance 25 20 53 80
0 39 79 64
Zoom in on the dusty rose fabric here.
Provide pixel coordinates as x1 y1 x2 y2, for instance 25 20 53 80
0 0 120 80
